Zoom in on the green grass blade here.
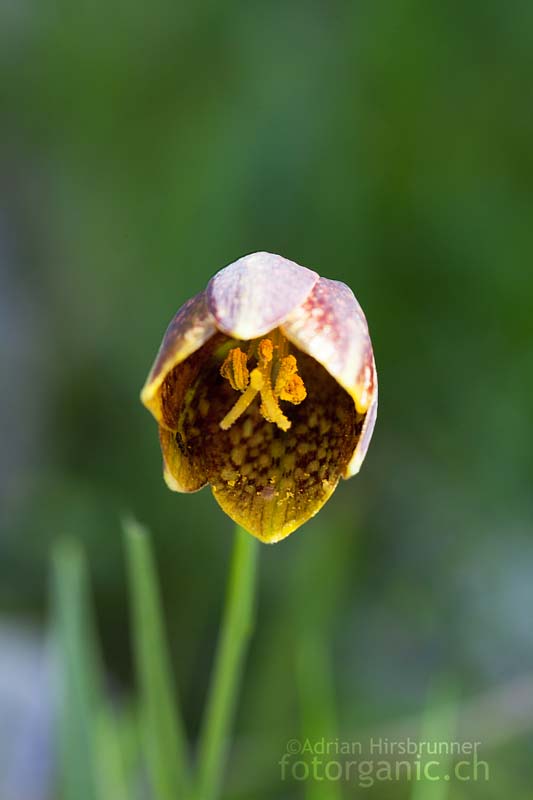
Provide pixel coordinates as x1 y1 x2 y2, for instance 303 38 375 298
193 525 259 800
296 631 342 800
409 680 459 800
51 538 99 800
51 538 130 800
92 707 131 800
123 516 190 799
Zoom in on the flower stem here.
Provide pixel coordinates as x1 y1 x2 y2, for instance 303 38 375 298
192 525 259 800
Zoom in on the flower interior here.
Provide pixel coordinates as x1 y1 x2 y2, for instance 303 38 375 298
158 329 365 542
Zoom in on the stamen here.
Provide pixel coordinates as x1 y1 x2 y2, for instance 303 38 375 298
219 370 262 430
220 347 250 391
219 335 307 431
278 374 306 404
274 355 307 404
257 338 274 363
259 387 291 431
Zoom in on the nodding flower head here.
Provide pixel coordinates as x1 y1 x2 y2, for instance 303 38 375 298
141 252 377 543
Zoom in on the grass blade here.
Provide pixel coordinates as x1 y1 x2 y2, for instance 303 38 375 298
92 707 131 800
409 680 459 800
51 538 99 800
51 538 130 800
123 516 190 799
193 525 259 800
296 631 342 800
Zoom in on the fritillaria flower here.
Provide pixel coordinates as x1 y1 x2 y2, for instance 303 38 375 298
141 252 377 543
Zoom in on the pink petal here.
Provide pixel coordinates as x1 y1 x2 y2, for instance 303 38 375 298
141 290 217 423
280 277 377 415
207 252 319 340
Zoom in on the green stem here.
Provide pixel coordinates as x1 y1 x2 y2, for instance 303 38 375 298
193 525 259 800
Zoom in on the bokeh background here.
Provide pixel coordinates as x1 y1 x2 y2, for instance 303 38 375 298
1 1 533 797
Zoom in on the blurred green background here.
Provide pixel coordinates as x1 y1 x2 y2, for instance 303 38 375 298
1 1 533 797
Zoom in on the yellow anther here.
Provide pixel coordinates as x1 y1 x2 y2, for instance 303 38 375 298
275 355 306 404
275 354 297 381
278 374 306 404
220 348 250 391
219 335 307 432
258 338 273 363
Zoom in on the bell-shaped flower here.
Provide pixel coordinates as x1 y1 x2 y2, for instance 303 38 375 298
141 252 377 542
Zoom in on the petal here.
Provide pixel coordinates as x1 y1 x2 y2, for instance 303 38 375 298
141 290 217 425
207 252 319 340
343 383 378 477
156 332 229 492
160 427 208 493
280 277 377 415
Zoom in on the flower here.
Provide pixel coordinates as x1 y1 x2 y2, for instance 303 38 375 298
141 252 377 543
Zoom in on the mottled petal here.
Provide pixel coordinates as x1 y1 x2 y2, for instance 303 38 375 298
207 252 319 340
280 277 377 415
155 332 229 493
159 426 208 493
344 381 378 477
141 291 217 425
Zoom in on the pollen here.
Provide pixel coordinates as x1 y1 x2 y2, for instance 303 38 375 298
219 332 307 432
274 355 307 405
220 347 250 391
